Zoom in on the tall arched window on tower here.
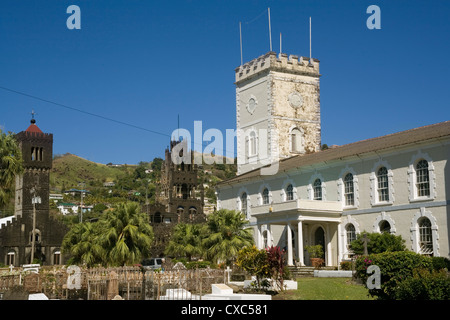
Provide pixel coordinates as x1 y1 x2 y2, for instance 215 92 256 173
248 131 257 156
290 128 304 153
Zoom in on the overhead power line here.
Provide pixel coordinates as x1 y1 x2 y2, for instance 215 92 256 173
0 85 171 138
0 85 237 158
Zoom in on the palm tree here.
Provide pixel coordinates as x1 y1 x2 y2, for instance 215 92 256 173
61 222 105 267
203 209 254 265
164 223 207 261
0 130 23 210
100 202 154 266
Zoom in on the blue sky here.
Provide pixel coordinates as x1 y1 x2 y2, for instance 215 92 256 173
1 0 449 165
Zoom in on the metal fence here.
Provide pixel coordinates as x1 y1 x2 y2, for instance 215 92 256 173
0 266 227 300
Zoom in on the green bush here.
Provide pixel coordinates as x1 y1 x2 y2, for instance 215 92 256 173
355 251 433 300
431 256 450 271
395 268 450 300
340 261 352 270
350 232 406 255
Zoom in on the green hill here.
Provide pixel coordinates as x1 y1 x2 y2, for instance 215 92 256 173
49 153 237 206
50 153 136 192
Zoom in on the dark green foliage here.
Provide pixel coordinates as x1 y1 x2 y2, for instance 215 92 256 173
350 231 406 255
395 268 450 300
355 251 434 299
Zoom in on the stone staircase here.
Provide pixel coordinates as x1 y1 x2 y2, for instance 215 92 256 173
287 266 337 278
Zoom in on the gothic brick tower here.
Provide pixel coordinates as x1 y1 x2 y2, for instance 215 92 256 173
0 118 68 266
157 139 205 223
144 139 205 257
14 118 53 220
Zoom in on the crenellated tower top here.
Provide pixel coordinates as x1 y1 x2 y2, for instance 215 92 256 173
235 51 320 84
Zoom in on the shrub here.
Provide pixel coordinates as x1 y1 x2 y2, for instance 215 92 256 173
305 245 323 258
235 246 270 289
431 256 450 271
350 232 406 255
340 261 352 270
355 251 433 300
395 268 450 300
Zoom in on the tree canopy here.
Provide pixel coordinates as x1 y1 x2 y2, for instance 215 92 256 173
0 130 23 210
62 202 153 267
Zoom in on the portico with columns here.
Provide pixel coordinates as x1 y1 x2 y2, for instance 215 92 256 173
252 199 342 267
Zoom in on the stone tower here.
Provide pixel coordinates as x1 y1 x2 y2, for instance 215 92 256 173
0 118 68 266
156 139 205 223
235 51 321 175
14 118 53 220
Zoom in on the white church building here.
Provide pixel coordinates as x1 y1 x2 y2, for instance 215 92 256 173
216 51 450 267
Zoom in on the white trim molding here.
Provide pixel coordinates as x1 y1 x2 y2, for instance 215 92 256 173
372 211 397 233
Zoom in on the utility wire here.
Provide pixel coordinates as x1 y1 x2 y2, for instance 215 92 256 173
0 85 237 159
0 85 171 138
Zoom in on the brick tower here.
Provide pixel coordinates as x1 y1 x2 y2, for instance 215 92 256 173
0 118 68 266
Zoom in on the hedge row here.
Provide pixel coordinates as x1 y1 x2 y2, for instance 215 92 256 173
355 251 450 300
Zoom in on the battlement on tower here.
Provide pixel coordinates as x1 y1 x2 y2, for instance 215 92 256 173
235 51 320 83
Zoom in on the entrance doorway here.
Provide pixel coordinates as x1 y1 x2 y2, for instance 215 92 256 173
314 227 326 260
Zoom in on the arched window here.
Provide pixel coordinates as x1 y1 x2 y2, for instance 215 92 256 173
53 249 61 265
313 179 322 200
29 230 41 244
416 160 430 197
346 224 356 249
7 250 15 266
418 217 433 255
379 220 391 233
177 206 184 215
189 207 197 215
262 188 269 205
286 184 294 201
344 173 354 206
240 192 248 216
377 167 389 202
248 131 257 156
290 128 303 153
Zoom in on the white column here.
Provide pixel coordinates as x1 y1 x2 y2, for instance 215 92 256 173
265 224 271 247
297 220 304 266
256 224 262 249
287 223 293 266
337 223 343 266
326 224 332 267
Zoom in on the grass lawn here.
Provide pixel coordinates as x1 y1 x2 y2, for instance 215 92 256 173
273 277 374 300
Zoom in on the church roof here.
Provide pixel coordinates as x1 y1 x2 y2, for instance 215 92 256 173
218 120 450 186
25 119 43 134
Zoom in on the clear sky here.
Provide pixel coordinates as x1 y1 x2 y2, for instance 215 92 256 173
1 0 449 165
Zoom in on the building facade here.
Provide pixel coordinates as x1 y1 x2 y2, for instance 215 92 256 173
217 51 450 267
0 119 68 266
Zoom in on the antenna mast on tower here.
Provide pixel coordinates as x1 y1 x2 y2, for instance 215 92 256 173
309 16 312 65
268 7 272 51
